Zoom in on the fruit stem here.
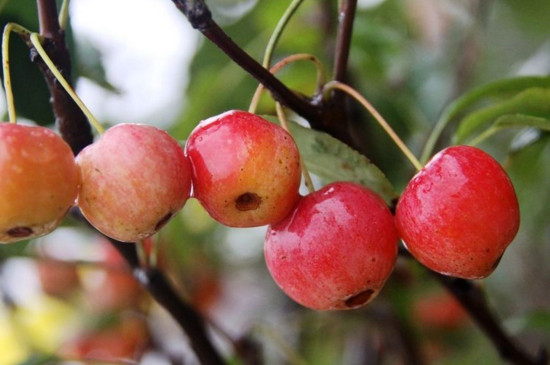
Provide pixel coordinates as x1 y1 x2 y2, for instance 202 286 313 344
262 0 305 69
322 80 423 171
2 23 33 123
275 102 315 194
29 32 105 134
58 0 71 30
249 53 326 114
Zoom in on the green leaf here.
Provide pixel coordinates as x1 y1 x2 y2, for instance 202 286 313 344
284 119 399 204
454 87 550 144
447 77 550 125
421 76 550 162
493 113 550 131
467 114 550 146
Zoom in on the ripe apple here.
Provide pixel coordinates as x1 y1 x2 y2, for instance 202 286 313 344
185 110 301 227
76 123 192 242
0 123 79 243
264 181 399 310
395 145 520 279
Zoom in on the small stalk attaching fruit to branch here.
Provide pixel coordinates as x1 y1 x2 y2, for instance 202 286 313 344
249 53 326 113
29 33 105 134
1 23 32 123
262 0 305 68
322 81 423 171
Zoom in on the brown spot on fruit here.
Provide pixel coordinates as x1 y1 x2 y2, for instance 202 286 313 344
7 226 33 238
235 193 262 211
345 289 375 308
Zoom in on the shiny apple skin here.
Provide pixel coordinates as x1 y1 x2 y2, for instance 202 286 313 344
185 110 301 227
395 145 520 279
264 181 399 310
0 123 79 243
76 123 192 242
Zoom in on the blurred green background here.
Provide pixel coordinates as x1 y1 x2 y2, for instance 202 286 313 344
1 0 549 364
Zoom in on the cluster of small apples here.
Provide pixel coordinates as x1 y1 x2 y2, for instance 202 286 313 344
0 121 193 244
0 110 520 312
185 110 399 311
184 110 520 310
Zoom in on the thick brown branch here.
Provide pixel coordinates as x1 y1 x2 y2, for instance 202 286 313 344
170 0 321 124
332 0 357 84
109 240 227 365
169 0 373 154
201 21 322 124
35 0 92 154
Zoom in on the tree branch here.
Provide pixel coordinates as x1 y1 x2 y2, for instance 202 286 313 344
332 0 357 84
34 0 92 155
109 240 227 365
433 274 548 365
169 0 374 155
171 0 321 124
398 247 547 365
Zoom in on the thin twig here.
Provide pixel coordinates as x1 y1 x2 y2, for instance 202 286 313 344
433 274 547 365
249 53 326 113
170 0 321 126
323 81 423 171
399 249 547 365
109 240 227 365
332 0 357 84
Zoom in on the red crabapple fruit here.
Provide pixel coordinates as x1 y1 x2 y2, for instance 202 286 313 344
185 110 301 227
0 123 79 243
395 145 520 279
264 181 399 310
76 123 191 242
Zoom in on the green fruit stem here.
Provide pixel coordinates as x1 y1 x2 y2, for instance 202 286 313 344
30 32 105 134
323 81 423 172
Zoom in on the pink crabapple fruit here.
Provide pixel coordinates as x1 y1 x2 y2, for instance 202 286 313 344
395 145 520 279
185 110 301 227
0 123 80 243
76 123 192 242
264 181 399 311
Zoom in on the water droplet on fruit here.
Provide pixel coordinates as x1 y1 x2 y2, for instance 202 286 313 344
345 289 375 308
7 226 33 238
235 192 262 211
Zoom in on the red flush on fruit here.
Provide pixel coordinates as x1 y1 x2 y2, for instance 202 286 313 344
264 181 399 310
396 145 520 279
185 110 301 228
0 123 80 243
76 123 192 242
